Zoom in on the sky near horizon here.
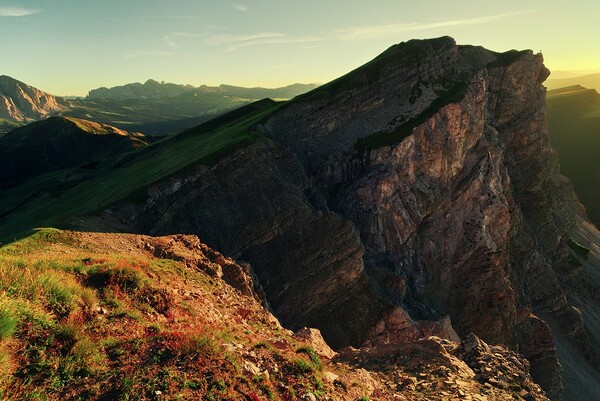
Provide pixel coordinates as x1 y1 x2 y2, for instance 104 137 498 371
0 0 598 96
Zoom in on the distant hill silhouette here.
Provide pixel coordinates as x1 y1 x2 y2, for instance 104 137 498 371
546 72 600 92
0 116 147 189
546 85 600 226
0 75 318 135
87 79 318 101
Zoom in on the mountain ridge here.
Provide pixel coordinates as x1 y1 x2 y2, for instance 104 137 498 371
0 75 318 135
0 75 68 124
546 84 600 227
87 80 319 101
546 72 600 92
1 37 600 401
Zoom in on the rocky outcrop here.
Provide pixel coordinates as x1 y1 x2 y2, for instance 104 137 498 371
0 75 68 122
261 37 597 399
0 228 555 400
336 335 550 401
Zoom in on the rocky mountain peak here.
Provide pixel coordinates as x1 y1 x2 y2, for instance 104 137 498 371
0 75 68 122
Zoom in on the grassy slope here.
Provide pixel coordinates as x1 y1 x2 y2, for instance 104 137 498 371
546 86 600 227
0 101 281 243
0 228 355 400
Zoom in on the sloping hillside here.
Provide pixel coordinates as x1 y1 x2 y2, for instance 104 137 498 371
546 73 600 92
0 228 550 400
546 85 600 226
0 116 148 189
0 100 279 239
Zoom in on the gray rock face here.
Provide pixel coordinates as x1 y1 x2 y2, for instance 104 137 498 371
0 75 68 122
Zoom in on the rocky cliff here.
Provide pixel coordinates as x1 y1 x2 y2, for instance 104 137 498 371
74 37 600 400
262 37 598 400
0 75 68 123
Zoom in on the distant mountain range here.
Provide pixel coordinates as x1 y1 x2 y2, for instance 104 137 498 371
87 79 318 101
0 75 69 131
0 76 318 135
546 72 600 92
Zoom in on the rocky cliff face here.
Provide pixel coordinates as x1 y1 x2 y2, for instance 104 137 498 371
0 75 68 122
86 37 600 400
95 138 387 347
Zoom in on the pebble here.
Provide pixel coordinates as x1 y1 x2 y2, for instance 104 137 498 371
301 393 317 401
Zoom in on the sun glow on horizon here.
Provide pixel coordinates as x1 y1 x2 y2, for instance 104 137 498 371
0 0 598 96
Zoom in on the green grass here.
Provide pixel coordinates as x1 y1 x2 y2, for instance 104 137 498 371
546 90 600 227
0 308 18 340
0 101 281 243
0 228 71 256
296 346 322 370
290 358 314 375
0 229 339 400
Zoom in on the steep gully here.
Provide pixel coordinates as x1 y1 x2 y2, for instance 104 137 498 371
80 37 600 400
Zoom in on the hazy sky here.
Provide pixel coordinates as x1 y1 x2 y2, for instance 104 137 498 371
1 0 598 96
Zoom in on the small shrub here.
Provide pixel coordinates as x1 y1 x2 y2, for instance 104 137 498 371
85 266 144 293
291 358 314 375
137 286 172 314
253 341 275 351
44 277 77 317
296 346 321 369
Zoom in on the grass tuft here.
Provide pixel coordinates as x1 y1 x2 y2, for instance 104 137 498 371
0 308 18 341
296 346 322 370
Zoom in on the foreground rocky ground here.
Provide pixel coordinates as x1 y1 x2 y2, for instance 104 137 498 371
0 229 549 400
